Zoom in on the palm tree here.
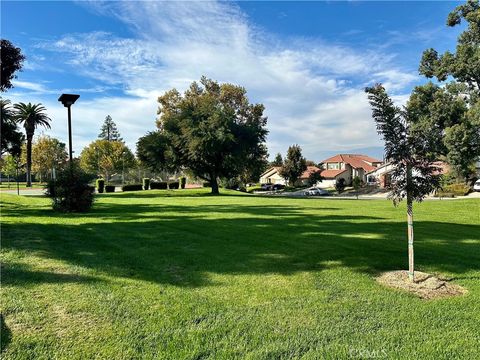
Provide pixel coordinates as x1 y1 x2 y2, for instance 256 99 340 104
13 102 51 187
1 99 24 157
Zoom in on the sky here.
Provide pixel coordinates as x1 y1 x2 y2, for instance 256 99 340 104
2 1 464 161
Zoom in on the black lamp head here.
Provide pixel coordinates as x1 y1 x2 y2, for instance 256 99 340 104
58 94 80 107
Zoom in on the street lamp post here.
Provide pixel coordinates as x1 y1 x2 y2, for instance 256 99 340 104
58 94 80 165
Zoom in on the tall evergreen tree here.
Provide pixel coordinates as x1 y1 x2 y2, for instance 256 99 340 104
279 145 307 186
98 115 123 142
271 153 283 167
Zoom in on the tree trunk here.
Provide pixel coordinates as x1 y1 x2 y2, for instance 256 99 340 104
26 136 33 187
210 176 219 195
406 165 415 282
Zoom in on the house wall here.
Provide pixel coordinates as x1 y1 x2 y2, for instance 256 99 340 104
259 173 287 185
352 168 365 182
317 179 336 188
317 171 351 188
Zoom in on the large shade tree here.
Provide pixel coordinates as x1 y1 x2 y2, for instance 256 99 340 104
418 0 480 180
23 135 68 182
156 77 268 194
366 85 442 282
79 139 135 181
136 131 174 173
1 39 25 92
13 102 51 187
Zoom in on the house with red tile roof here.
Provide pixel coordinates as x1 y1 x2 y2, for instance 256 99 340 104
317 154 383 188
365 161 450 188
259 154 383 188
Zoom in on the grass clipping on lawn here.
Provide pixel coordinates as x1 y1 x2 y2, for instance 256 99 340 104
376 271 467 300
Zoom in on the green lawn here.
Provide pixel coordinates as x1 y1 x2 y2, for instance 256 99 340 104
1 190 479 359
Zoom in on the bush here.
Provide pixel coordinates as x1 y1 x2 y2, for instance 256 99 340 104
143 178 150 190
46 165 95 212
121 184 143 192
437 183 471 197
150 181 168 189
203 182 211 188
180 177 186 189
308 171 323 187
169 181 179 189
105 185 115 193
96 178 105 193
335 178 346 193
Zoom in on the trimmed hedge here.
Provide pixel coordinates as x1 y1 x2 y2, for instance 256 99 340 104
169 181 179 189
121 184 143 192
150 181 168 189
180 177 186 189
143 178 150 190
105 185 115 193
96 179 105 193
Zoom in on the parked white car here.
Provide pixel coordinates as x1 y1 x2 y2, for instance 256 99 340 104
304 187 330 196
474 180 480 192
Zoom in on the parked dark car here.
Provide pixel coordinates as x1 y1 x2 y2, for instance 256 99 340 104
261 183 285 191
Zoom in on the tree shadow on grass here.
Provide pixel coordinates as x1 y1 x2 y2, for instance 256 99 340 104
1 262 102 287
2 201 479 288
1 314 11 353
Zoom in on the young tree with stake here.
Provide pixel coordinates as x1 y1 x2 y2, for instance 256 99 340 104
365 85 442 282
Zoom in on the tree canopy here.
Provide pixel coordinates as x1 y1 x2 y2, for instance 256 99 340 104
79 140 135 181
156 77 268 194
1 39 25 92
136 131 174 173
22 135 68 181
418 0 480 180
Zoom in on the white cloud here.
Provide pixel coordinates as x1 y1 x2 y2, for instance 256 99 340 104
13 0 419 160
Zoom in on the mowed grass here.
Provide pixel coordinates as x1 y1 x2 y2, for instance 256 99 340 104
1 190 479 359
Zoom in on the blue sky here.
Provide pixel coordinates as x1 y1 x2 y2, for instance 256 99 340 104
2 1 463 160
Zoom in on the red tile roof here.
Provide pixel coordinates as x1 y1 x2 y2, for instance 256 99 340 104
300 166 321 179
321 154 382 172
320 169 347 179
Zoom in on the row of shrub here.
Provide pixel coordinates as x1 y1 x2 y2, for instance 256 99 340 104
120 178 186 192
122 184 143 192
95 177 187 192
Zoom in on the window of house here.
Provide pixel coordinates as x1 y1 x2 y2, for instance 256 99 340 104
327 163 339 170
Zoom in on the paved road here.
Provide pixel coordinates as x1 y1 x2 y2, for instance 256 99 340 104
255 188 480 201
